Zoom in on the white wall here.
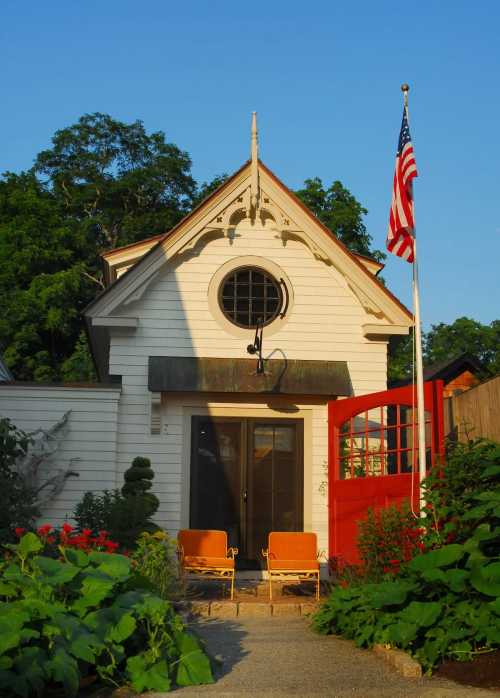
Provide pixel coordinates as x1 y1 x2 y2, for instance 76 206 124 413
107 217 388 544
0 385 121 525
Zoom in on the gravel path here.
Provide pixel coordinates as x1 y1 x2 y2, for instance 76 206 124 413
147 616 495 697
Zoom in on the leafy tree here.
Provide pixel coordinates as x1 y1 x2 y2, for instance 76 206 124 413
388 317 500 382
295 177 386 262
35 113 196 251
191 173 229 208
1 114 197 381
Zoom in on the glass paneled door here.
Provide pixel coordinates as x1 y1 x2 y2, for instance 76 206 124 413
190 417 303 568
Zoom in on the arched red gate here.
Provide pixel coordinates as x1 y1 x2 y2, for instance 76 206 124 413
328 380 444 563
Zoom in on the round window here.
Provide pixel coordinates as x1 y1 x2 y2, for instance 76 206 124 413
218 266 283 328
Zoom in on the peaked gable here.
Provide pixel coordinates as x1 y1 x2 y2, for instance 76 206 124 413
86 159 411 322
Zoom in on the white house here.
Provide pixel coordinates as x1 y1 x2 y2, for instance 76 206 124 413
0 117 412 568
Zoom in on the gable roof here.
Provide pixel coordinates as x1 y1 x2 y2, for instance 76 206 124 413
84 158 413 379
86 158 410 320
390 353 484 388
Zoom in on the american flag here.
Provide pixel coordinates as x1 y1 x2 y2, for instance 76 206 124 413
386 107 418 262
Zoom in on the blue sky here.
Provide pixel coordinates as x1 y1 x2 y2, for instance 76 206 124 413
1 0 498 329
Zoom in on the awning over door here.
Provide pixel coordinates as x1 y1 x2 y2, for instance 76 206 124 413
148 356 351 396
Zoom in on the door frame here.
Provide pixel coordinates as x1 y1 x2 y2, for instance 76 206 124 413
181 403 314 538
188 414 304 563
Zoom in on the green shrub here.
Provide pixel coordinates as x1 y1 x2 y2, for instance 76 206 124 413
131 531 183 600
73 489 123 534
422 438 500 548
314 439 500 672
0 531 213 696
73 456 161 549
0 418 39 543
357 502 425 579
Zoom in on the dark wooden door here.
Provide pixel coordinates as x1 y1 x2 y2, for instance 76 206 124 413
190 417 303 567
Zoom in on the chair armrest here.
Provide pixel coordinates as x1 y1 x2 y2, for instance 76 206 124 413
228 547 238 559
177 543 184 562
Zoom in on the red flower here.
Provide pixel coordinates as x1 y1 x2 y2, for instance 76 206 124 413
104 540 119 552
82 528 92 537
15 527 26 537
62 523 73 534
416 542 425 551
37 524 53 536
46 536 55 545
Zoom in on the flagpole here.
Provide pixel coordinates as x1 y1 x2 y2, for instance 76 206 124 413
401 83 427 513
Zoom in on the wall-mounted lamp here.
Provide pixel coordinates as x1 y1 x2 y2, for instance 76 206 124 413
247 319 265 374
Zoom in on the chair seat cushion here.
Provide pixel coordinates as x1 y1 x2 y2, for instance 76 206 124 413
269 559 320 571
183 555 235 570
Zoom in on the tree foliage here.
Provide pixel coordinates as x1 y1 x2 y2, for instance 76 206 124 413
294 177 386 262
388 317 500 382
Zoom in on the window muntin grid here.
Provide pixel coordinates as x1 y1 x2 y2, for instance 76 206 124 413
219 266 283 328
339 404 432 479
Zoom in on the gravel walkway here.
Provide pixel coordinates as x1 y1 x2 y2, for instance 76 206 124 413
148 616 495 697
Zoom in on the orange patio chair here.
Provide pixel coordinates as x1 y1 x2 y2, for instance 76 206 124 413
177 529 238 600
262 531 320 601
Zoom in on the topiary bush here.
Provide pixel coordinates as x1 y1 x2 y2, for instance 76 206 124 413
73 457 161 549
0 531 213 696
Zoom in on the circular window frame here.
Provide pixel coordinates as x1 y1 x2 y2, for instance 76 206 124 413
217 265 283 330
208 256 294 338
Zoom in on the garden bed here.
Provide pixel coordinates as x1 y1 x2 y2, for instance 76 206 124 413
435 649 500 691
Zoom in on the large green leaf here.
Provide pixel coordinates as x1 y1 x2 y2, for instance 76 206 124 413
409 544 465 572
64 548 89 568
108 612 136 643
175 631 214 686
0 669 29 697
88 552 131 581
369 581 414 609
444 569 469 593
481 464 500 478
470 562 500 596
34 556 80 586
0 628 21 656
386 621 417 647
399 601 442 627
71 571 115 614
126 654 171 692
18 533 43 557
46 648 80 698
14 647 48 696
0 581 17 596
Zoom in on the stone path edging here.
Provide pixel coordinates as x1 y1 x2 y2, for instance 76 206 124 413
179 599 319 618
373 643 423 678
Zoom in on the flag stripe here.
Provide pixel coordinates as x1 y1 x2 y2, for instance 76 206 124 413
386 107 417 264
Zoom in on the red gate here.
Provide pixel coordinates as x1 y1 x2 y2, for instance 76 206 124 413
328 381 444 564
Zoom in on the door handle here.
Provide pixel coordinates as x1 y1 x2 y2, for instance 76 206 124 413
242 490 248 502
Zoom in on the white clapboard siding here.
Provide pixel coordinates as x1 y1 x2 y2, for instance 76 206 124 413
106 220 389 541
0 385 121 526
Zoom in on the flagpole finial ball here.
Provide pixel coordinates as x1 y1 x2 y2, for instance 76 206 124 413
401 83 410 93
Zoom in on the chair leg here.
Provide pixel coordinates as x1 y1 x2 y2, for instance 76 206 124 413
316 573 320 601
269 574 273 601
230 573 234 601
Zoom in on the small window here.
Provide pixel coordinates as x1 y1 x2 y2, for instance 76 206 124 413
219 266 283 328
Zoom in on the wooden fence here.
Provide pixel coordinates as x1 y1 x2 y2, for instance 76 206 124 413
443 375 500 442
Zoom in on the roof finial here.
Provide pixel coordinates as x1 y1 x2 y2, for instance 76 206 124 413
250 111 259 213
